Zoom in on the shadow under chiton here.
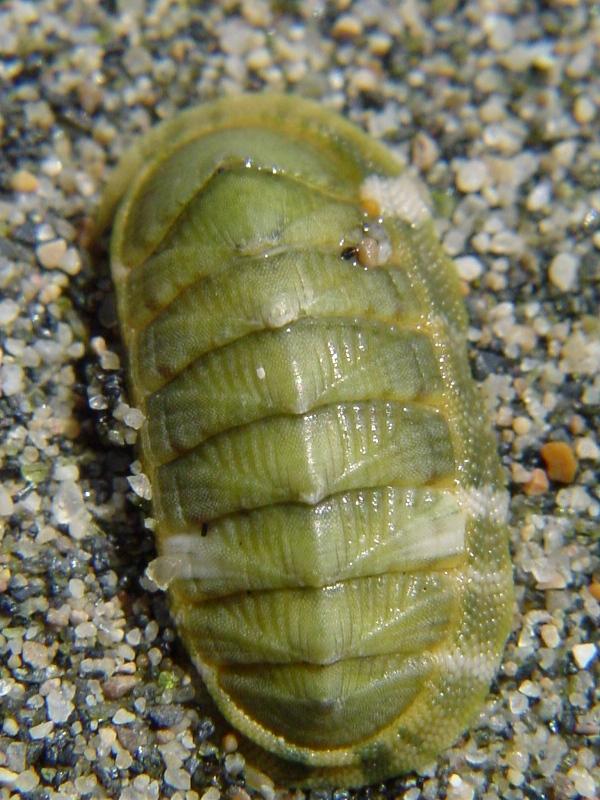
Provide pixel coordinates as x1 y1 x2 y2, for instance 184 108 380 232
97 94 513 788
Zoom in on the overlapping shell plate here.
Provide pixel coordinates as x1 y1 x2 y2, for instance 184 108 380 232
100 94 513 789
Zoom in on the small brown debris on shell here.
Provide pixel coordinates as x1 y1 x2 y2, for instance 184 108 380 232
357 237 381 268
360 196 381 218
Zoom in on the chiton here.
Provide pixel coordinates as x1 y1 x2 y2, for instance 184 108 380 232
99 94 513 788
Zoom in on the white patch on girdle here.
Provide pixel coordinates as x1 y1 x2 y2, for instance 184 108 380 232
360 174 431 226
146 534 222 590
457 485 510 525
433 648 498 683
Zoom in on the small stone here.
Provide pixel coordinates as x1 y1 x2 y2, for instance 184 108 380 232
557 485 597 514
540 441 577 483
75 775 98 794
89 395 109 411
349 68 378 94
447 773 474 800
230 790 251 800
512 463 531 484
512 416 531 435
567 766 596 797
22 641 50 669
46 684 75 723
75 621 97 639
454 255 483 282
540 623 560 648
0 484 14 516
29 721 54 739
102 675 138 700
11 170 39 192
575 436 600 460
241 0 271 26
145 620 159 642
455 159 489 193
0 363 24 397
55 463 79 482
201 787 221 800
509 691 528 715
36 238 68 269
567 46 593 78
412 132 439 171
14 769 40 792
100 350 120 370
148 704 184 729
572 643 597 669
518 679 541 698
590 582 600 601
60 247 82 275
552 140 577 167
368 32 392 56
223 733 238 753
526 181 551 212
0 299 19 325
68 578 85 599
489 231 524 255
224 752 245 776
531 558 567 589
113 708 136 725
247 47 271 71
123 407 145 429
0 768 18 787
573 95 596 124
37 223 56 242
331 14 363 39
523 468 549 496
127 473 152 500
2 718 18 736
164 766 191 791
549 252 579 291
507 768 524 787
484 15 514 50
41 156 62 176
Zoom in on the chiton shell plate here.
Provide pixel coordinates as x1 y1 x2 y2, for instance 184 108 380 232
99 94 513 788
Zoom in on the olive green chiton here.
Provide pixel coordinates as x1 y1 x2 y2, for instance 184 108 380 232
99 94 513 788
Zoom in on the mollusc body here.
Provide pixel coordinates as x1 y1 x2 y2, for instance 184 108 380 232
99 94 513 788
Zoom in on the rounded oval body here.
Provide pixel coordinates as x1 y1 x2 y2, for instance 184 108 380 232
100 94 513 788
